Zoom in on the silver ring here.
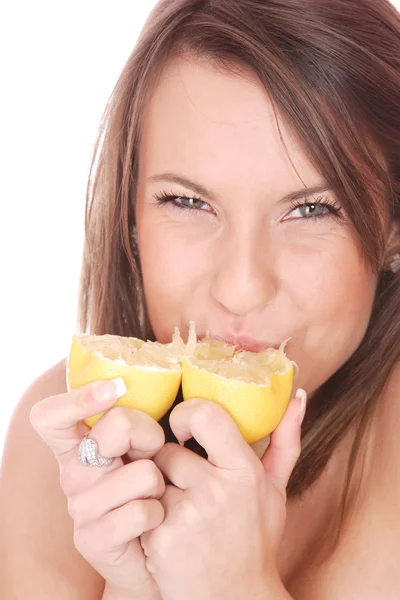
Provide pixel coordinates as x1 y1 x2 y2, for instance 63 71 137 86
78 432 114 467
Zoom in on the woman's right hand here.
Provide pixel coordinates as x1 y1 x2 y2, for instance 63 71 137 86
29 378 166 600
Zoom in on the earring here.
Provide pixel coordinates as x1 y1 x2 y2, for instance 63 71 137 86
131 226 138 246
390 252 400 273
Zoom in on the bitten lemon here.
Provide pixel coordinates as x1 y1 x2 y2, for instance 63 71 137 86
182 325 296 444
67 322 297 441
67 329 185 427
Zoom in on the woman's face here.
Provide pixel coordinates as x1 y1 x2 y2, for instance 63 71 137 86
135 57 378 399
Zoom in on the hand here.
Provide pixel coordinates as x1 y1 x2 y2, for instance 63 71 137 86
30 379 166 600
140 391 306 600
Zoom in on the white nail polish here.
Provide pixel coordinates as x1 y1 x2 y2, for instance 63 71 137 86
296 388 307 424
111 377 127 399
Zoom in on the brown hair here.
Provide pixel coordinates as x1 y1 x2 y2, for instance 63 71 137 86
78 0 400 538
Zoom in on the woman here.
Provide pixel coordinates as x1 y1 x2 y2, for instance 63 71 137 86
1 0 400 598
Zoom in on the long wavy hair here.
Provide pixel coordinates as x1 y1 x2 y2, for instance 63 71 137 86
77 0 400 547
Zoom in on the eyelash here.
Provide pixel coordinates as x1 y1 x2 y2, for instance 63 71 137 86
152 189 342 223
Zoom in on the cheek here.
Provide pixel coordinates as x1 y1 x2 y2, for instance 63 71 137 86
304 256 375 323
140 229 204 294
280 240 377 392
283 234 376 323
138 224 208 340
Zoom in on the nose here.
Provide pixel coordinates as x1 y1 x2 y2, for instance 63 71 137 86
210 228 277 317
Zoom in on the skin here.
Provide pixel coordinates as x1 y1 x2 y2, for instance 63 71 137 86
135 55 378 431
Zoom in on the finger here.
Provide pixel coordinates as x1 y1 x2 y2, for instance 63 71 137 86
88 405 165 462
261 388 306 494
68 459 166 529
169 398 257 470
140 484 183 556
29 378 127 457
157 482 183 516
74 498 165 564
59 407 166 496
152 442 212 489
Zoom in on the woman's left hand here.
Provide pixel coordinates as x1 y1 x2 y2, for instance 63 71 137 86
140 390 306 600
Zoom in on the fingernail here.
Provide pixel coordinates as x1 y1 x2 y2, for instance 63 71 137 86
296 388 307 425
93 378 127 403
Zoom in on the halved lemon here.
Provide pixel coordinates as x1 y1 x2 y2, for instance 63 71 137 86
182 324 296 443
67 328 185 427
67 322 296 441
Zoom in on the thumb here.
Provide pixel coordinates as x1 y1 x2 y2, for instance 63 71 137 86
260 388 307 494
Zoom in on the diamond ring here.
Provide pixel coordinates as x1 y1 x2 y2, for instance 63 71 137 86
78 432 114 467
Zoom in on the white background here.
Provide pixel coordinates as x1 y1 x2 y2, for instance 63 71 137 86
1 0 399 457
0 1 158 456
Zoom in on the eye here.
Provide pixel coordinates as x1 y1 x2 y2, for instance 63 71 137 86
152 191 211 214
173 196 209 210
284 196 342 222
291 203 329 218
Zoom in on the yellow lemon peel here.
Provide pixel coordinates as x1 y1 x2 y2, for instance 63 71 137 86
67 321 297 442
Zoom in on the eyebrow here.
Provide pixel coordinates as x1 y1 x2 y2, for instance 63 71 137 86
147 173 331 204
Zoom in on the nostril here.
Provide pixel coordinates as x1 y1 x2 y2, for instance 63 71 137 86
210 249 277 316
211 281 276 317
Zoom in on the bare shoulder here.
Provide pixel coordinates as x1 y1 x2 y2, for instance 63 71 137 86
0 359 105 599
297 361 400 599
330 362 400 597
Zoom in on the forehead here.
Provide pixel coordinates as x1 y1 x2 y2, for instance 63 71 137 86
139 56 322 190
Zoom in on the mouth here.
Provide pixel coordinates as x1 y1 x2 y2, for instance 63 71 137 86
198 332 282 353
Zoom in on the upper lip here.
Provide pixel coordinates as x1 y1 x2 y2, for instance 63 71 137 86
197 332 282 353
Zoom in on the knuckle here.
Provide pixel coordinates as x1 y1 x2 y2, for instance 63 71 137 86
138 460 164 495
132 499 149 526
73 527 95 558
147 524 170 559
153 500 165 527
29 399 51 434
74 521 110 559
149 423 165 452
131 412 165 453
191 402 215 427
143 499 165 530
103 405 132 433
180 500 206 533
203 477 228 508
